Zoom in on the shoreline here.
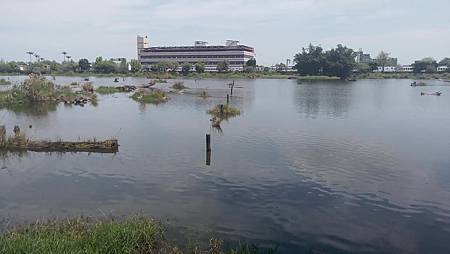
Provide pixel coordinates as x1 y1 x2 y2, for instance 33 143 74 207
1 72 449 81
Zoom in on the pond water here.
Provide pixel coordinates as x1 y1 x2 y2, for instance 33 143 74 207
0 76 450 253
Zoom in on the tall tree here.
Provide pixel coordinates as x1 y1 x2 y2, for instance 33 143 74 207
323 44 356 79
376 51 390 72
181 62 192 75
78 58 90 72
130 59 141 73
293 44 325 76
217 60 229 72
195 62 205 73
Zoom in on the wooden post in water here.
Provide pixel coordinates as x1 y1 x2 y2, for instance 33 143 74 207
230 81 234 96
227 94 229 105
220 104 224 116
206 134 211 152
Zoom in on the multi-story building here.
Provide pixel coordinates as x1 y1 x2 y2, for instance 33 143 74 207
355 49 372 64
137 36 256 72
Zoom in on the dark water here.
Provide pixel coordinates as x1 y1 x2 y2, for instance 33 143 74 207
0 76 450 253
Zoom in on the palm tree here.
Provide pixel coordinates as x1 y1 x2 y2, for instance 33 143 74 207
61 51 68 63
66 56 72 62
26 51 34 64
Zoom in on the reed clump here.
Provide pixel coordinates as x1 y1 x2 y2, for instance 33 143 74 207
132 88 168 104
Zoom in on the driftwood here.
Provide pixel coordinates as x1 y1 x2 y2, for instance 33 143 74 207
0 126 119 153
22 139 119 153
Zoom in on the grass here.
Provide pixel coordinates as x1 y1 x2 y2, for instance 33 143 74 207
208 104 240 119
0 217 161 254
132 89 168 104
0 217 277 254
95 86 122 94
355 72 450 80
172 82 188 90
0 78 11 85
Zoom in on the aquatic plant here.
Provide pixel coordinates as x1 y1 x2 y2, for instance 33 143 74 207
0 75 97 107
0 78 11 85
208 104 240 119
95 86 121 94
131 88 168 104
172 81 188 90
199 89 209 98
82 82 94 93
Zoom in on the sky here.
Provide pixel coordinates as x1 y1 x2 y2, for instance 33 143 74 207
1 0 449 66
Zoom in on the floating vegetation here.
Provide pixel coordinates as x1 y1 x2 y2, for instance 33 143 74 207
132 89 168 104
172 82 188 90
0 78 11 85
0 126 118 153
411 81 427 87
155 79 167 83
0 75 96 107
199 89 209 98
82 82 94 93
208 104 240 129
208 104 240 119
96 85 137 94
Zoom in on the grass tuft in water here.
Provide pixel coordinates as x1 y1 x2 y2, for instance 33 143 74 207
172 82 188 90
132 88 168 104
208 104 240 119
95 86 122 94
0 78 11 86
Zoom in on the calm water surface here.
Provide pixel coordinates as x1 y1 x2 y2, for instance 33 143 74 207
0 76 450 253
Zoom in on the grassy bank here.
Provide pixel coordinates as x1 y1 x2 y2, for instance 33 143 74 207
355 72 450 80
0 217 276 254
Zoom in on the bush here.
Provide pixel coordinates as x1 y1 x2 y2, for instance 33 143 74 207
131 89 168 104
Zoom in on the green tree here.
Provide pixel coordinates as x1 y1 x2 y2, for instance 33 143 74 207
78 58 90 72
293 44 325 75
181 62 192 75
323 44 356 79
275 63 287 73
195 62 206 73
119 59 128 73
130 59 141 73
246 58 256 67
438 57 450 66
376 51 390 72
413 57 437 73
167 61 179 72
92 57 117 73
217 60 229 72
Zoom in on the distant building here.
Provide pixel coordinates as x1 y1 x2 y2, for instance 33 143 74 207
437 66 448 72
355 49 372 64
137 35 150 58
399 65 413 72
137 36 255 72
376 66 397 72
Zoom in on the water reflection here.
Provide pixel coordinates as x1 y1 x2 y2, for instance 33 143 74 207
295 81 353 118
0 102 57 117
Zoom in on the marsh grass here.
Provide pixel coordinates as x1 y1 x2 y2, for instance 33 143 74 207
0 217 162 254
208 104 240 120
0 78 11 85
0 75 96 107
199 90 209 98
172 82 188 90
132 89 168 104
95 86 122 94
0 217 277 254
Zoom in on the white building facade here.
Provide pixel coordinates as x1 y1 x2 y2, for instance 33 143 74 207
137 37 255 72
